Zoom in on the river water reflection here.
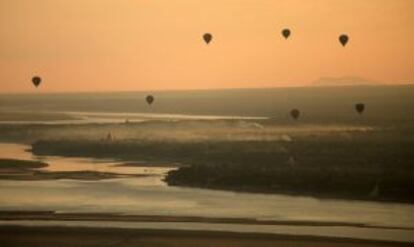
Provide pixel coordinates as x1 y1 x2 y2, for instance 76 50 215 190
1 143 414 242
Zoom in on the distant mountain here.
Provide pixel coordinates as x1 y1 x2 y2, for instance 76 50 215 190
312 76 380 86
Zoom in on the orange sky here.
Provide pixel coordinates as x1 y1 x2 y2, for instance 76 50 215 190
1 0 413 93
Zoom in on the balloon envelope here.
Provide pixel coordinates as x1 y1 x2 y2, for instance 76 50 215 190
203 33 212 44
32 76 41 87
282 28 291 39
146 95 154 105
339 34 349 46
355 103 365 114
290 109 300 120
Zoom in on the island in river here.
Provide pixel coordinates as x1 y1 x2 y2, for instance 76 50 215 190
26 119 414 204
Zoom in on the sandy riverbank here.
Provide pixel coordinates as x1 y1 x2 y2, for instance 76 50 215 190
1 225 412 247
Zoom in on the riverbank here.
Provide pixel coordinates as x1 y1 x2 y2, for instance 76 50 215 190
0 225 411 247
0 211 386 229
0 159 47 170
0 158 148 180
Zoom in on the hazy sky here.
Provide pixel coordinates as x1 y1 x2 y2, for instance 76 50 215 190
1 0 413 92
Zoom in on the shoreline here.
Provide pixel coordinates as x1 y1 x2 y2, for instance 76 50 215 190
164 181 414 205
0 211 412 231
0 158 152 181
0 225 412 247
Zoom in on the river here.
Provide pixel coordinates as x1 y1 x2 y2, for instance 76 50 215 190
0 143 414 243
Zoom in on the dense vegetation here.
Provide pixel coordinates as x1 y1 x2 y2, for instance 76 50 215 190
166 137 414 202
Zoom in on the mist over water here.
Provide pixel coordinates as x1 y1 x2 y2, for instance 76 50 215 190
1 85 413 125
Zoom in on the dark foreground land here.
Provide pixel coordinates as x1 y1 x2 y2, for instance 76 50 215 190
1 211 413 246
0 211 388 228
0 225 411 247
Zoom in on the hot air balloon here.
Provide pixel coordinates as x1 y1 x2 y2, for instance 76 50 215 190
355 103 365 114
146 95 154 105
290 109 300 120
203 33 212 44
281 28 291 39
339 34 349 47
32 76 41 88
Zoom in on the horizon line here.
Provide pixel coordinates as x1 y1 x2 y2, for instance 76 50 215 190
1 82 413 96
